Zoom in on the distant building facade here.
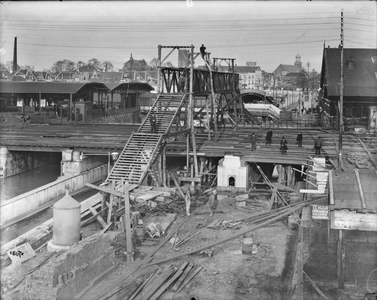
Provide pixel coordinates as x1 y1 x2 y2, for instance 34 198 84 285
217 65 263 90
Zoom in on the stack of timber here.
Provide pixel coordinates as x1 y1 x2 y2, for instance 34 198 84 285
122 262 202 300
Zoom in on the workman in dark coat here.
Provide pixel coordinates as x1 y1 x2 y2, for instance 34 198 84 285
296 132 303 147
314 136 323 155
150 114 157 133
179 72 186 92
280 136 288 154
250 133 257 151
200 44 206 58
265 128 273 145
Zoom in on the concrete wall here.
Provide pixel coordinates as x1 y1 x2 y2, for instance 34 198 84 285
61 149 108 177
20 231 119 300
0 147 60 178
0 165 107 227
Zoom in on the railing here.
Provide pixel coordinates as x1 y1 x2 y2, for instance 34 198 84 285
0 164 107 227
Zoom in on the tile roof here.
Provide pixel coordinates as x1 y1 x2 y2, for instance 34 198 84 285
321 48 377 97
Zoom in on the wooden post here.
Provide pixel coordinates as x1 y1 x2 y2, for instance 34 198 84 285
124 189 133 261
186 134 190 174
297 224 304 299
107 181 115 224
309 206 312 246
162 144 167 187
337 229 344 288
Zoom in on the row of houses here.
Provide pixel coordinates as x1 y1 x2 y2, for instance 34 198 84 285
0 64 159 86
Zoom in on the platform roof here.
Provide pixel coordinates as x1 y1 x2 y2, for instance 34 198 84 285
0 81 153 95
0 81 109 94
331 169 377 211
104 81 153 93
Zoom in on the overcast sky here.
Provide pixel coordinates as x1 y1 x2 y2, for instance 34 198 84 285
0 1 376 73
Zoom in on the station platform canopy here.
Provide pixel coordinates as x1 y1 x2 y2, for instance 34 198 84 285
241 89 266 103
0 81 153 95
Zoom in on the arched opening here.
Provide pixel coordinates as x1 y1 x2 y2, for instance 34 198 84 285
228 176 235 187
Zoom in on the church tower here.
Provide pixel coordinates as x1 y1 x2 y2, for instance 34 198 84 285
294 54 302 69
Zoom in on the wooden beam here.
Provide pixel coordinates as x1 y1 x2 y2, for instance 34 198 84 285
337 229 344 288
171 173 185 199
354 169 366 209
328 170 334 205
86 182 138 197
297 224 304 300
357 137 377 170
124 189 133 260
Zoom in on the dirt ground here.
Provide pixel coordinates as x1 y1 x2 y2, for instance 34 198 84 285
80 193 296 300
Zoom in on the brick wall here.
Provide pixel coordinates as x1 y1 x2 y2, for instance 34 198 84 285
20 231 120 300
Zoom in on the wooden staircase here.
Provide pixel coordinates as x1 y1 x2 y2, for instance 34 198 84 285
106 94 187 185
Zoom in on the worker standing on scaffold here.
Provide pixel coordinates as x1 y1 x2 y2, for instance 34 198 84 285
200 44 206 59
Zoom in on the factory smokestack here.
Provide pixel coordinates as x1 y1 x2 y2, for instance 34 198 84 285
13 37 17 74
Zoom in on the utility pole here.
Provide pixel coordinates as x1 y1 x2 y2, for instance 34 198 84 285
339 10 344 169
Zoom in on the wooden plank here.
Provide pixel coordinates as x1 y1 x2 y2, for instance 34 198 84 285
128 270 158 300
149 262 189 300
171 173 185 199
177 266 203 293
303 271 329 299
86 182 138 197
328 170 334 205
354 169 367 209
124 190 133 259
141 266 176 300
172 262 194 291
296 225 303 300
357 138 377 170
337 229 344 288
89 207 107 228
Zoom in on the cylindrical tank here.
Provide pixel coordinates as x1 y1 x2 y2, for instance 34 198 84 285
53 190 81 246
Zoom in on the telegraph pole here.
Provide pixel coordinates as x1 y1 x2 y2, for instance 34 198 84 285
339 10 344 169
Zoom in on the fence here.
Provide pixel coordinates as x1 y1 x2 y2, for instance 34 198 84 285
92 108 141 124
0 164 107 227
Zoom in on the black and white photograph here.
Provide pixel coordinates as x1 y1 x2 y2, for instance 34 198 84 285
0 1 376 299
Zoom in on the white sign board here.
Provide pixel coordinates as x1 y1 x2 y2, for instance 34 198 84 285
312 205 329 220
332 210 377 231
7 242 36 264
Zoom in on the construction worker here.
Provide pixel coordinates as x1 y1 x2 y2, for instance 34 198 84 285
296 132 303 147
200 44 206 59
179 72 186 92
150 113 157 133
208 189 217 216
250 133 257 151
314 136 323 155
265 128 273 145
280 136 288 154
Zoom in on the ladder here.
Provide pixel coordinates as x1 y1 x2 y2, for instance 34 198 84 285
106 94 187 185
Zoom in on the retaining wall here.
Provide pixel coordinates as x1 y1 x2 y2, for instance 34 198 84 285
0 164 107 226
20 231 119 300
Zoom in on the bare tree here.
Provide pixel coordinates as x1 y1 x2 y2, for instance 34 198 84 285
87 58 102 69
102 61 114 71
